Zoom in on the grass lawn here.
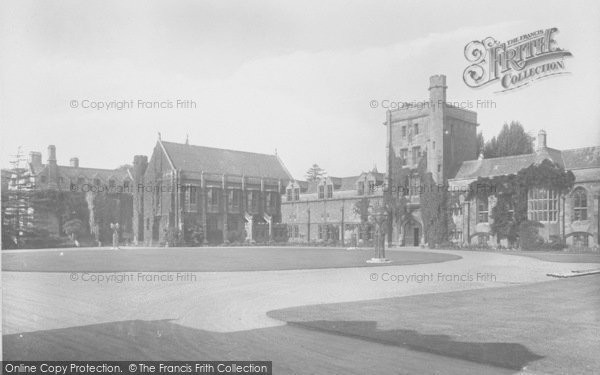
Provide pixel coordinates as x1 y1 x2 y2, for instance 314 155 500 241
435 248 600 263
1 247 460 272
505 251 600 263
268 275 600 374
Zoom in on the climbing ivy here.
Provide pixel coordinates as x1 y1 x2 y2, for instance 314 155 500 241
466 159 575 247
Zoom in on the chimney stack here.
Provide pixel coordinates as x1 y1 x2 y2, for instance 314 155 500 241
47 145 57 165
29 151 42 169
70 157 79 168
537 130 547 150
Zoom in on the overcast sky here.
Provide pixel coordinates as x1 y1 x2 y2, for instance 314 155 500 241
1 0 599 178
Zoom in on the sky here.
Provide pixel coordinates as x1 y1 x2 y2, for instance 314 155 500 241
1 0 599 178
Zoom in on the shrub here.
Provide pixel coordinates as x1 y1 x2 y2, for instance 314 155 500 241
518 220 544 250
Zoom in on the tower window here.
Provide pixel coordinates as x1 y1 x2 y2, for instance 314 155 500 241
412 146 421 164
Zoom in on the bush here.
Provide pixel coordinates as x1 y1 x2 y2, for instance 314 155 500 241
164 227 184 247
226 229 246 243
518 220 544 250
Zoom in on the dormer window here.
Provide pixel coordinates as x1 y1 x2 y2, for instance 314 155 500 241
94 178 101 186
326 184 333 199
286 188 293 201
108 179 116 188
318 185 325 199
368 181 375 195
294 188 300 201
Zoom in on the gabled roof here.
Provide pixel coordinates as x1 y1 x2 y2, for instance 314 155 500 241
452 146 600 181
453 153 536 180
160 141 292 180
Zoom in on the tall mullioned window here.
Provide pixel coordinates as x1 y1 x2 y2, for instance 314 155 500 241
528 188 558 222
326 184 333 198
477 197 489 223
572 188 587 221
318 185 325 199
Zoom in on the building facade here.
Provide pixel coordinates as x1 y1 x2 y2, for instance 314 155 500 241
281 170 384 245
3 145 133 245
133 137 291 245
282 74 599 249
448 132 600 247
384 75 479 246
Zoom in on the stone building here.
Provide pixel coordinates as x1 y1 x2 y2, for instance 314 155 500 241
132 136 291 245
384 75 479 246
381 75 599 248
281 170 384 245
4 145 133 244
448 131 600 247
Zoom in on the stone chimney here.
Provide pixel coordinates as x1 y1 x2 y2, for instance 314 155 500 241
28 151 42 169
537 130 547 150
47 145 58 187
47 145 57 165
70 157 79 168
429 74 447 106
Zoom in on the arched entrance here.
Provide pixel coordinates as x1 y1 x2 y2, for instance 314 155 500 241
403 219 421 246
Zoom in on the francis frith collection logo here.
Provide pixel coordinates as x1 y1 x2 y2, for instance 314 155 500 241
463 27 572 92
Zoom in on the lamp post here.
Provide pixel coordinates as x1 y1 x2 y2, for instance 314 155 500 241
366 201 392 263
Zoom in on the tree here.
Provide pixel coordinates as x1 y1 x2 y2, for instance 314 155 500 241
483 121 534 159
305 164 326 182
476 132 485 158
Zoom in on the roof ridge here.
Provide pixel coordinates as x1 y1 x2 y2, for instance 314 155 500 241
461 153 535 164
161 140 278 158
562 145 600 152
57 165 128 172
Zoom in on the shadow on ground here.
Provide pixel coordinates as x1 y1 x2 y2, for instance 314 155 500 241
2 319 514 375
3 319 542 371
285 319 543 370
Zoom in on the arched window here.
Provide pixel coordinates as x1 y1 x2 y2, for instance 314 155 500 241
572 188 588 221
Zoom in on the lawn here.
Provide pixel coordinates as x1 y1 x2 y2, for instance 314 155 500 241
268 275 600 374
1 247 460 272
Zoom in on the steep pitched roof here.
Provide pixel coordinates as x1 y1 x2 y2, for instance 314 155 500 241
562 147 600 169
453 146 600 181
453 154 536 180
160 141 292 180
